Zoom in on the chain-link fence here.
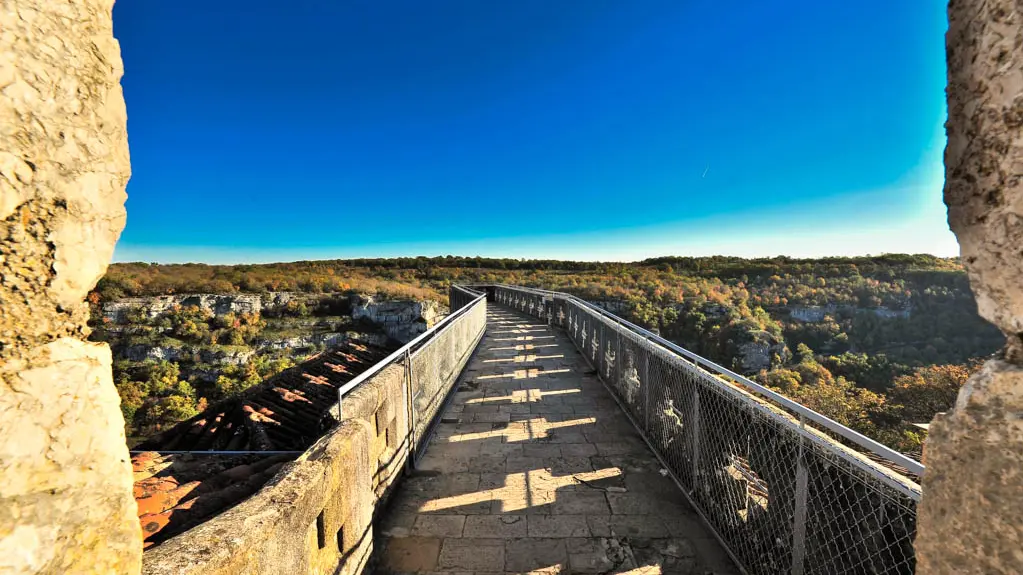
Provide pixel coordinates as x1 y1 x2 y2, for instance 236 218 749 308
491 284 921 575
339 290 487 465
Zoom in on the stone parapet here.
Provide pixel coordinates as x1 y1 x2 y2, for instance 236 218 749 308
141 420 375 575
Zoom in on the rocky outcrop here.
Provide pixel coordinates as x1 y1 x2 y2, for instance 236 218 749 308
262 291 295 307
0 1 141 573
121 345 256 366
915 2 1023 573
789 305 911 322
592 299 628 314
351 296 443 343
255 332 390 352
256 333 346 352
102 294 262 324
736 330 788 373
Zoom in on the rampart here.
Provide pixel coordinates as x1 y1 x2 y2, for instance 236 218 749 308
139 292 487 574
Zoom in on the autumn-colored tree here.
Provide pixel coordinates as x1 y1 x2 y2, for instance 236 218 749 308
887 363 972 424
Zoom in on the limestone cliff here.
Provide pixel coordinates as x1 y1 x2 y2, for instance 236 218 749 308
102 294 263 324
351 295 443 342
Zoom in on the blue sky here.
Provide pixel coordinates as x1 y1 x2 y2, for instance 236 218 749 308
112 0 954 263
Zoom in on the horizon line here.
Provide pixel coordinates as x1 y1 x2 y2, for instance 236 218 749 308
110 251 961 267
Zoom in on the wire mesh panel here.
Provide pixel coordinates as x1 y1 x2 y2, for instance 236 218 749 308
800 440 917 575
409 298 487 446
489 284 921 575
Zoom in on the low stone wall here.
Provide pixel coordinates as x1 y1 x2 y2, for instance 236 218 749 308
341 363 412 503
135 380 408 575
141 420 375 575
136 364 410 575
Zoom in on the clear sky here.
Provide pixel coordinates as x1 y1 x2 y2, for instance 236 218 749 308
112 0 955 264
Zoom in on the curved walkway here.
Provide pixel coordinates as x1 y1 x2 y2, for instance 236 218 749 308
376 304 738 575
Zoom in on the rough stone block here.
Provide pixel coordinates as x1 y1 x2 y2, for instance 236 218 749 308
463 514 528 538
553 492 610 515
411 515 466 538
917 360 1023 574
380 537 442 572
437 538 505 571
527 515 591 538
609 515 670 538
559 443 597 458
0 340 141 574
522 444 563 458
565 538 617 573
505 538 569 573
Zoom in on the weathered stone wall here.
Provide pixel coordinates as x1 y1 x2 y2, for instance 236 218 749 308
138 365 439 574
340 363 412 503
140 300 486 574
0 0 140 573
141 420 375 575
916 1 1023 573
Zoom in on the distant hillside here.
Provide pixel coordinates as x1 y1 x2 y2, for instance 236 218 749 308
97 254 1001 454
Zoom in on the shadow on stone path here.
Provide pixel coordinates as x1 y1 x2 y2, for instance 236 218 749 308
376 305 739 575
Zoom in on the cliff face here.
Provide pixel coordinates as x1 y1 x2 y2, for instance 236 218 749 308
789 305 911 322
121 344 256 366
351 295 444 343
102 294 263 323
736 332 788 372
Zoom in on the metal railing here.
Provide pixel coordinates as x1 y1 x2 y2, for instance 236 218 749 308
338 288 487 465
449 284 485 312
488 283 921 575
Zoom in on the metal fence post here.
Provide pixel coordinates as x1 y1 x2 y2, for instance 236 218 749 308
404 348 417 472
600 323 605 373
791 415 810 575
615 319 622 393
689 386 701 481
643 352 650 433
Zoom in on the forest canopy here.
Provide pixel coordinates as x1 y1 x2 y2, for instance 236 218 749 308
96 254 999 456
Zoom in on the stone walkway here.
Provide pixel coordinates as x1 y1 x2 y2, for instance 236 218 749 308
376 305 738 575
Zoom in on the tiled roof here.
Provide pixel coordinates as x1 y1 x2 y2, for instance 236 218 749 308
132 339 395 549
133 451 294 548
136 340 392 452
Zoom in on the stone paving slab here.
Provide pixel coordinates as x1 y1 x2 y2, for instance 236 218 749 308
377 305 738 575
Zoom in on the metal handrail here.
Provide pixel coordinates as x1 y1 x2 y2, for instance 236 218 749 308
485 283 925 478
336 292 486 403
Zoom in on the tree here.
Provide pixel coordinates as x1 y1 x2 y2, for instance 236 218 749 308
888 363 972 423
